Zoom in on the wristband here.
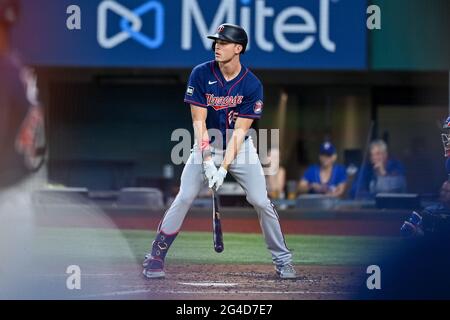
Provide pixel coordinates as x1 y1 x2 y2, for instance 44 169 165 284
201 139 210 151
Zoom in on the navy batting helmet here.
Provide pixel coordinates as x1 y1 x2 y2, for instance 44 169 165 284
207 23 248 54
0 0 19 27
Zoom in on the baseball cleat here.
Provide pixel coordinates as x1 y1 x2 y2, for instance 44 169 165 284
142 256 165 279
143 253 151 267
276 263 297 279
142 268 165 279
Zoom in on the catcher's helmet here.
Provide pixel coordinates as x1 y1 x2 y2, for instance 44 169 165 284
441 116 450 157
0 0 19 27
207 23 248 54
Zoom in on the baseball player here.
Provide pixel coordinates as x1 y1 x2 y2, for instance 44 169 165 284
143 24 296 279
360 117 450 300
0 0 28 188
0 0 41 293
0 0 45 189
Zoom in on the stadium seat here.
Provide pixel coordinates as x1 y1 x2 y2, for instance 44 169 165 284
117 187 165 209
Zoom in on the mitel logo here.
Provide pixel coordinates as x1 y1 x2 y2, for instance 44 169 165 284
97 0 336 53
182 0 336 53
97 0 164 49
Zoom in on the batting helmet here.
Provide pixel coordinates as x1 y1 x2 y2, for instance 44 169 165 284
0 0 19 27
207 23 248 54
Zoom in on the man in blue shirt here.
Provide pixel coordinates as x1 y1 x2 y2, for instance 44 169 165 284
298 142 347 198
361 118 450 300
351 139 406 199
142 24 295 280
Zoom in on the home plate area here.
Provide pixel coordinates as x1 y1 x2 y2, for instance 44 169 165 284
79 264 364 300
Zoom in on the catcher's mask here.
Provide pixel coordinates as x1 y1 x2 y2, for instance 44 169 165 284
441 116 450 157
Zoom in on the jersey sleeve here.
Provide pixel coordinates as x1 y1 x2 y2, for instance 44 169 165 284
237 82 264 119
184 66 207 108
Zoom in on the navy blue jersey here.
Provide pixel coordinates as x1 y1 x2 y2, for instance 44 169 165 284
184 60 263 148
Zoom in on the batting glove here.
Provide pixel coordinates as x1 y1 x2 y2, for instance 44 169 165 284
203 159 217 181
209 167 227 191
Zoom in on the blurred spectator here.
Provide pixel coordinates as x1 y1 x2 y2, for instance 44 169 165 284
298 142 347 198
265 148 286 200
351 139 406 199
0 0 44 189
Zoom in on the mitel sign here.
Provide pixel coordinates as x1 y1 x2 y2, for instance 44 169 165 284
13 0 367 69
181 0 336 53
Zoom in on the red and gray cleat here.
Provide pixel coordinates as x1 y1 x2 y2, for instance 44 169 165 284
142 257 165 279
275 263 297 279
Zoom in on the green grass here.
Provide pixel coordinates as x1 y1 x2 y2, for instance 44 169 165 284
34 227 400 266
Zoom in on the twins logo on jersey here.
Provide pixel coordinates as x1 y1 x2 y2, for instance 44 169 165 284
254 100 263 114
206 94 244 111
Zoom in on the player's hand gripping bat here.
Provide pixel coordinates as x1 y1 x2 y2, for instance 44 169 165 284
212 190 224 253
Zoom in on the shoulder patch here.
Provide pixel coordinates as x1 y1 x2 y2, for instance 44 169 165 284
254 100 263 114
186 86 194 96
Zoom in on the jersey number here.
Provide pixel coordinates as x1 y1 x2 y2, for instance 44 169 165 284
228 111 238 125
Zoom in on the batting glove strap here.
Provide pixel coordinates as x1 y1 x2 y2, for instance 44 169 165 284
217 167 227 177
203 159 217 180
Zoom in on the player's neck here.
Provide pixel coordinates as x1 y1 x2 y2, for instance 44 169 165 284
218 56 241 82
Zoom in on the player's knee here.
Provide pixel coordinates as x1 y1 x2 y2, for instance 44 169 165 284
246 194 270 209
176 190 197 206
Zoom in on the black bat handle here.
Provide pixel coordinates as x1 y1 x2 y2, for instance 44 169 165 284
213 192 224 253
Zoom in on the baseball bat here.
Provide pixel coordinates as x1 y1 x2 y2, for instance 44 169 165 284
212 190 224 253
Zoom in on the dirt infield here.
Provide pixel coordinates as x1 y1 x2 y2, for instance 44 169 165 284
73 263 364 300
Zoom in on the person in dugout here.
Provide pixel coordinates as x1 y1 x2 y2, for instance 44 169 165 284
400 116 450 238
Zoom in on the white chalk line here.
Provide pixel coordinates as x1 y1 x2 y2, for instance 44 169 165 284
179 282 239 287
81 289 354 299
38 273 124 277
37 274 317 282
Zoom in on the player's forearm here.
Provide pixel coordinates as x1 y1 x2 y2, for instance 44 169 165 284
191 105 211 160
221 128 247 171
192 120 211 157
221 118 253 171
